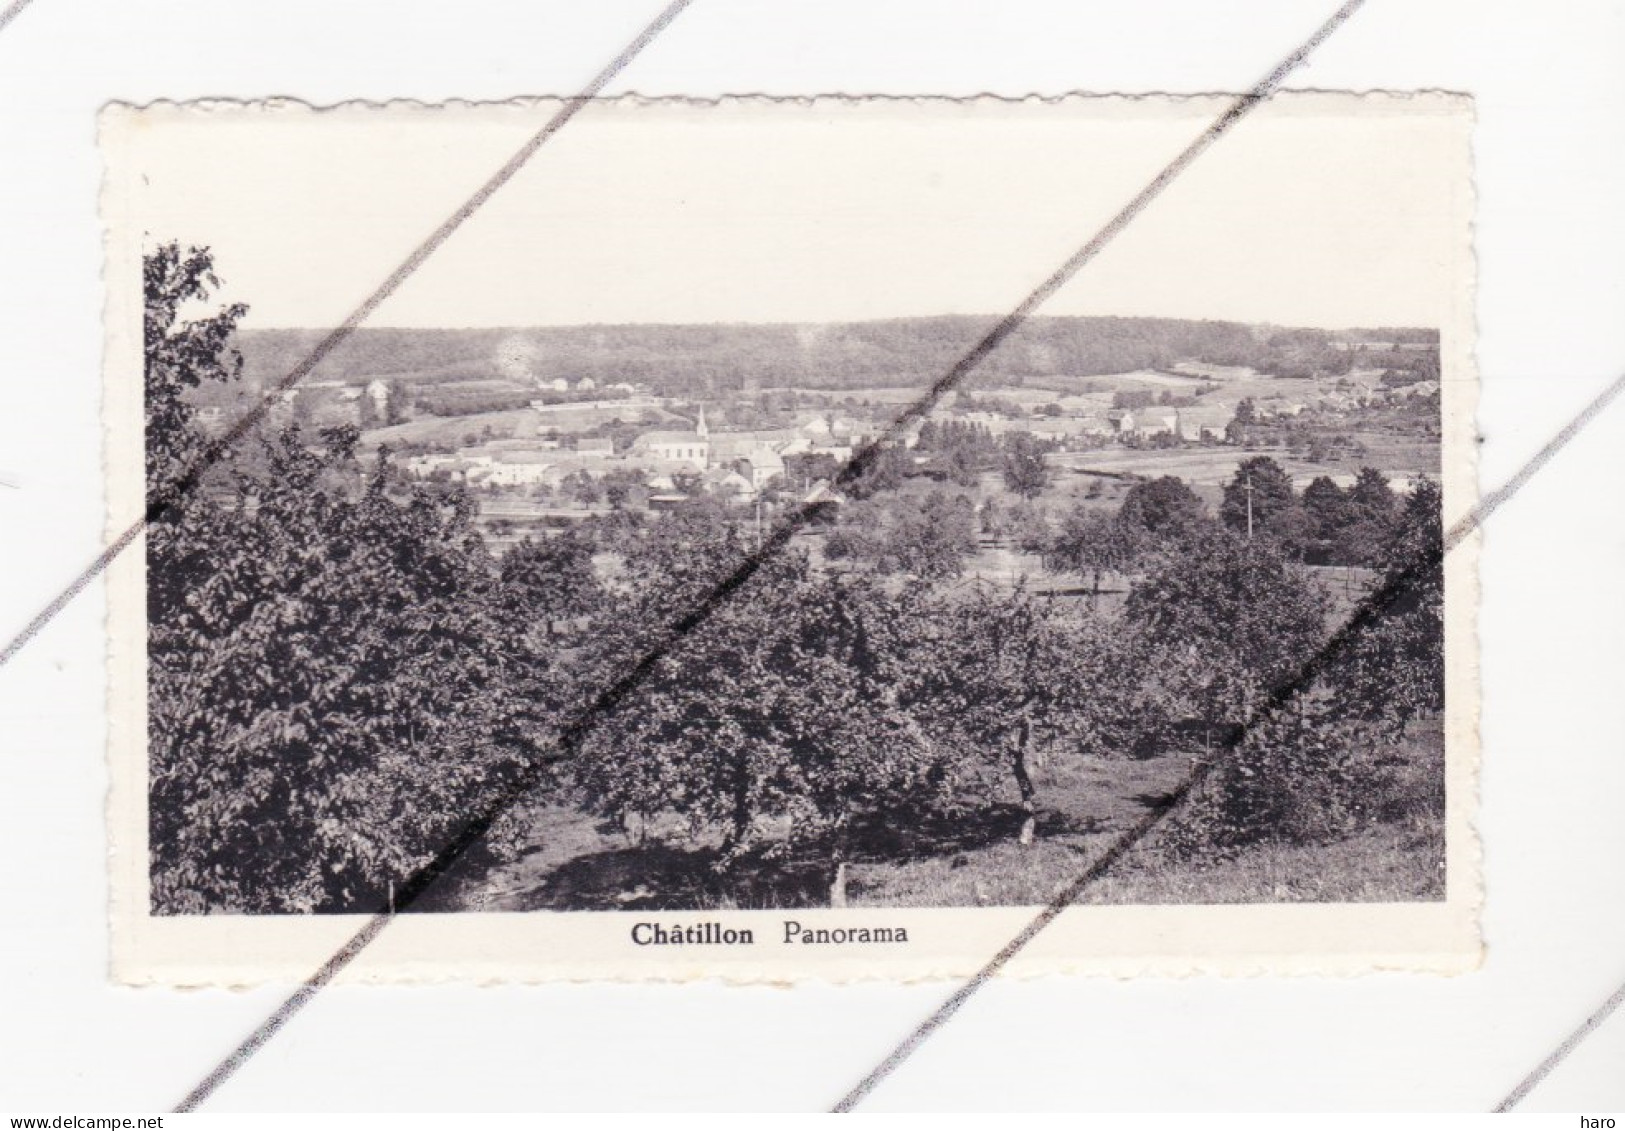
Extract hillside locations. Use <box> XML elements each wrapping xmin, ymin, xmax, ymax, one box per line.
<box><xmin>236</xmin><ymin>316</ymin><xmax>1438</xmax><ymax>399</ymax></box>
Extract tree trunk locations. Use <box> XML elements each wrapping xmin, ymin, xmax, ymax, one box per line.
<box><xmin>1012</xmin><ymin>715</ymin><xmax>1037</xmax><ymax>846</ymax></box>
<box><xmin>828</xmin><ymin>813</ymin><xmax>851</xmax><ymax>908</ymax></box>
<box><xmin>721</xmin><ymin>761</ymin><xmax>751</xmax><ymax>856</ymax></box>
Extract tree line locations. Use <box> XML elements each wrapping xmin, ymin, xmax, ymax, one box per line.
<box><xmin>235</xmin><ymin>316</ymin><xmax>1439</xmax><ymax>402</ymax></box>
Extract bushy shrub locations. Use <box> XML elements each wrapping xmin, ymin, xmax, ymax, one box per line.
<box><xmin>1164</xmin><ymin>710</ymin><xmax>1396</xmax><ymax>855</ymax></box>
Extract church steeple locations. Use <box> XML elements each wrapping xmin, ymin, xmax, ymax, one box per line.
<box><xmin>696</xmin><ymin>405</ymin><xmax>709</xmax><ymax>439</ymax></box>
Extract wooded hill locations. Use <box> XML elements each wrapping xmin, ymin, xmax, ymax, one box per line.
<box><xmin>237</xmin><ymin>317</ymin><xmax>1439</xmax><ymax>399</ymax></box>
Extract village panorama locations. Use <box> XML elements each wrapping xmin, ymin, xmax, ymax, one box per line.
<box><xmin>149</xmin><ymin>245</ymin><xmax>1446</xmax><ymax>916</ymax></box>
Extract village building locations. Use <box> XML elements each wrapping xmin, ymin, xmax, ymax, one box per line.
<box><xmin>1172</xmin><ymin>406</ymin><xmax>1231</xmax><ymax>442</ymax></box>
<box><xmin>700</xmin><ymin>467</ymin><xmax>754</xmax><ymax>498</ymax></box>
<box><xmin>734</xmin><ymin>448</ymin><xmax>785</xmax><ymax>491</ymax></box>
<box><xmin>630</xmin><ymin>407</ymin><xmax>710</xmax><ymax>469</ymax></box>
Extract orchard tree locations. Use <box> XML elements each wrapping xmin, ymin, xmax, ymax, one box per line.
<box><xmin>841</xmin><ymin>441</ymin><xmax>909</xmax><ymax>499</ymax></box>
<box><xmin>144</xmin><ymin>244</ymin><xmax>555</xmax><ymax>914</ymax></box>
<box><xmin>576</xmin><ymin>561</ymin><xmax>959</xmax><ymax>905</ymax></box>
<box><xmin>1224</xmin><ymin>397</ymin><xmax>1258</xmax><ymax>444</ymax></box>
<box><xmin>1046</xmin><ymin>506</ymin><xmax>1146</xmax><ymax>599</ymax></box>
<box><xmin>1000</xmin><ymin>431</ymin><xmax>1053</xmax><ymax>500</ymax></box>
<box><xmin>1125</xmin><ymin>527</ymin><xmax>1328</xmax><ymax>738</ymax></box>
<box><xmin>384</xmin><ymin>378</ymin><xmax>411</xmax><ymax>425</ymax></box>
<box><xmin>909</xmin><ymin>586</ymin><xmax>1143</xmax><ymax>844</ymax></box>
<box><xmin>1327</xmin><ymin>476</ymin><xmax>1444</xmax><ymax>736</ymax></box>
<box><xmin>500</xmin><ymin>530</ymin><xmax>602</xmax><ymax>639</ymax></box>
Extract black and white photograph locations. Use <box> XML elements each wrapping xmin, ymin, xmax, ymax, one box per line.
<box><xmin>9</xmin><ymin>0</ymin><xmax>1625</xmax><ymax>1115</ymax></box>
<box><xmin>102</xmin><ymin>93</ymin><xmax>1478</xmax><ymax>982</ymax></box>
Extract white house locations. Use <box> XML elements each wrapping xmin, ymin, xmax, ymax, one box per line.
<box><xmin>735</xmin><ymin>449</ymin><xmax>785</xmax><ymax>491</ymax></box>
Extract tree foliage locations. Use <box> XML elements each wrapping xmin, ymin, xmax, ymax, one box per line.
<box><xmin>1000</xmin><ymin>431</ymin><xmax>1053</xmax><ymax>500</ymax></box>
<box><xmin>1117</xmin><ymin>475</ymin><xmax>1207</xmax><ymax>541</ymax></box>
<box><xmin>908</xmin><ymin>587</ymin><xmax>1145</xmax><ymax>843</ymax></box>
<box><xmin>146</xmin><ymin>246</ymin><xmax>555</xmax><ymax>913</ymax></box>
<box><xmin>1219</xmin><ymin>456</ymin><xmax>1296</xmax><ymax>537</ymax></box>
<box><xmin>577</xmin><ymin>561</ymin><xmax>960</xmax><ymax>901</ymax></box>
<box><xmin>1125</xmin><ymin>528</ymin><xmax>1328</xmax><ymax>733</ymax></box>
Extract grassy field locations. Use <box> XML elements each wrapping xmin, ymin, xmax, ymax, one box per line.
<box><xmin>1052</xmin><ymin>441</ymin><xmax>1439</xmax><ymax>491</ymax></box>
<box><xmin>420</xmin><ymin>718</ymin><xmax>1445</xmax><ymax>913</ymax></box>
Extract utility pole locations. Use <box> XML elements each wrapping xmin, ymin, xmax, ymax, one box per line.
<box><xmin>1243</xmin><ymin>469</ymin><xmax>1255</xmax><ymax>540</ymax></box>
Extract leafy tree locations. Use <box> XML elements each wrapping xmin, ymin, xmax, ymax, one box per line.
<box><xmin>783</xmin><ymin>451</ymin><xmax>842</xmax><ymax>490</ymax></box>
<box><xmin>1219</xmin><ymin>456</ymin><xmax>1296</xmax><ymax>538</ymax></box>
<box><xmin>145</xmin><ymin>245</ymin><xmax>554</xmax><ymax>914</ymax></box>
<box><xmin>1327</xmin><ymin>477</ymin><xmax>1444</xmax><ymax>736</ymax></box>
<box><xmin>143</xmin><ymin>244</ymin><xmax>247</xmax><ymax>510</ymax></box>
<box><xmin>881</xmin><ymin>490</ymin><xmax>978</xmax><ymax>579</ymax></box>
<box><xmin>600</xmin><ymin>467</ymin><xmax>648</xmax><ymax>510</ymax></box>
<box><xmin>1301</xmin><ymin>475</ymin><xmax>1350</xmax><ymax>560</ymax></box>
<box><xmin>501</xmin><ymin>530</ymin><xmax>602</xmax><ymax>638</ymax></box>
<box><xmin>563</xmin><ymin>469</ymin><xmax>604</xmax><ymax>505</ymax></box>
<box><xmin>1046</xmin><ymin>507</ymin><xmax>1146</xmax><ymax>599</ymax></box>
<box><xmin>384</xmin><ymin>378</ymin><xmax>411</xmax><ymax>425</ymax></box>
<box><xmin>1118</xmin><ymin>475</ymin><xmax>1207</xmax><ymax>540</ymax></box>
<box><xmin>841</xmin><ymin>442</ymin><xmax>909</xmax><ymax>499</ymax></box>
<box><xmin>909</xmin><ymin>587</ymin><xmax>1142</xmax><ymax>844</ymax></box>
<box><xmin>1125</xmin><ymin>527</ymin><xmax>1328</xmax><ymax>735</ymax></box>
<box><xmin>1347</xmin><ymin>466</ymin><xmax>1398</xmax><ymax>527</ymax></box>
<box><xmin>1000</xmin><ymin>432</ymin><xmax>1052</xmax><ymax>500</ymax></box>
<box><xmin>1007</xmin><ymin>500</ymin><xmax>1053</xmax><ymax>555</ymax></box>
<box><xmin>577</xmin><ymin>563</ymin><xmax>958</xmax><ymax>905</ymax></box>
<box><xmin>1166</xmin><ymin>703</ymin><xmax>1376</xmax><ymax>853</ymax></box>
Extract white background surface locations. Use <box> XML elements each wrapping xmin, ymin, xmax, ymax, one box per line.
<box><xmin>0</xmin><ymin>0</ymin><xmax>1621</xmax><ymax>1113</ymax></box>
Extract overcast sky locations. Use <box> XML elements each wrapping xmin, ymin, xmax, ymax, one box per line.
<box><xmin>105</xmin><ymin>93</ymin><xmax>1471</xmax><ymax>332</ymax></box>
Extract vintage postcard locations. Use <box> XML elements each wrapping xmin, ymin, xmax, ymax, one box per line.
<box><xmin>103</xmin><ymin>93</ymin><xmax>1479</xmax><ymax>984</ymax></box>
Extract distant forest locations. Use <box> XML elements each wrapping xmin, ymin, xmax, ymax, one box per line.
<box><xmin>238</xmin><ymin>316</ymin><xmax>1439</xmax><ymax>399</ymax></box>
